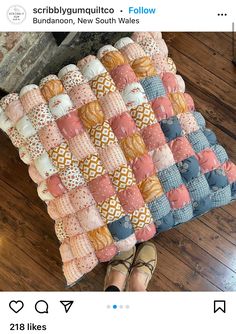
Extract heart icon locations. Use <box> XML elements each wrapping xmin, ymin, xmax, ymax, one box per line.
<box><xmin>9</xmin><ymin>300</ymin><xmax>24</xmax><ymax>313</ymax></box>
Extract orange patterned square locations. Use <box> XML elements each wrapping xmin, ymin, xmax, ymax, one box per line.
<box><xmin>90</xmin><ymin>72</ymin><xmax>116</xmax><ymax>98</ymax></box>
<box><xmin>88</xmin><ymin>120</ymin><xmax>117</xmax><ymax>149</ymax></box>
<box><xmin>120</xmin><ymin>132</ymin><xmax>147</xmax><ymax>162</ymax></box>
<box><xmin>109</xmin><ymin>164</ymin><xmax>135</xmax><ymax>192</ymax></box>
<box><xmin>138</xmin><ymin>175</ymin><xmax>164</xmax><ymax>203</ymax></box>
<box><xmin>79</xmin><ymin>154</ymin><xmax>106</xmax><ymax>182</ymax></box>
<box><xmin>130</xmin><ymin>103</ymin><xmax>156</xmax><ymax>130</ymax></box>
<box><xmin>97</xmin><ymin>194</ymin><xmax>125</xmax><ymax>224</ymax></box>
<box><xmin>88</xmin><ymin>225</ymin><xmax>113</xmax><ymax>251</ymax></box>
<box><xmin>48</xmin><ymin>142</ymin><xmax>77</xmax><ymax>170</ymax></box>
<box><xmin>168</xmin><ymin>92</ymin><xmax>188</xmax><ymax>115</ymax></box>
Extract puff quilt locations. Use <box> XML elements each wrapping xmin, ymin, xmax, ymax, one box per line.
<box><xmin>0</xmin><ymin>32</ymin><xmax>236</xmax><ymax>287</ymax></box>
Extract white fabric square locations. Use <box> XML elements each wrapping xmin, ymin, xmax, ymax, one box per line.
<box><xmin>81</xmin><ymin>59</ymin><xmax>106</xmax><ymax>81</ymax></box>
<box><xmin>0</xmin><ymin>111</ymin><xmax>13</xmax><ymax>132</ymax></box>
<box><xmin>19</xmin><ymin>146</ymin><xmax>32</xmax><ymax>165</ymax></box>
<box><xmin>121</xmin><ymin>83</ymin><xmax>148</xmax><ymax>110</ymax></box>
<box><xmin>16</xmin><ymin>115</ymin><xmax>36</xmax><ymax>139</ymax></box>
<box><xmin>35</xmin><ymin>152</ymin><xmax>58</xmax><ymax>179</ymax></box>
<box><xmin>49</xmin><ymin>94</ymin><xmax>73</xmax><ymax>120</ymax></box>
<box><xmin>37</xmin><ymin>180</ymin><xmax>55</xmax><ymax>201</ymax></box>
<box><xmin>114</xmin><ymin>37</ymin><xmax>134</xmax><ymax>50</ymax></box>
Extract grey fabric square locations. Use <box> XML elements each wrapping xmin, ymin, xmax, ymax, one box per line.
<box><xmin>158</xmin><ymin>164</ymin><xmax>183</xmax><ymax>192</ymax></box>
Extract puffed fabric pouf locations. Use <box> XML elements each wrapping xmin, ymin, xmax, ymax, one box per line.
<box><xmin>0</xmin><ymin>32</ymin><xmax>236</xmax><ymax>287</ymax></box>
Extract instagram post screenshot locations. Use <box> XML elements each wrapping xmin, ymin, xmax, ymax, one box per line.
<box><xmin>0</xmin><ymin>0</ymin><xmax>235</xmax><ymax>332</ymax></box>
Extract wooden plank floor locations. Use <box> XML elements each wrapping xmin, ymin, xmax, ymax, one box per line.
<box><xmin>0</xmin><ymin>32</ymin><xmax>236</xmax><ymax>291</ymax></box>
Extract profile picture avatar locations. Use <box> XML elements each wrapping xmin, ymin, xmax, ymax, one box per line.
<box><xmin>7</xmin><ymin>5</ymin><xmax>26</xmax><ymax>24</ymax></box>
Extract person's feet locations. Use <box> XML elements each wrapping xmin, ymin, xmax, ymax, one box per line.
<box><xmin>127</xmin><ymin>241</ymin><xmax>157</xmax><ymax>291</ymax></box>
<box><xmin>104</xmin><ymin>247</ymin><xmax>136</xmax><ymax>291</ymax></box>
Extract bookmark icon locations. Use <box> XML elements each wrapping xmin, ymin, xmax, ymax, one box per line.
<box><xmin>60</xmin><ymin>301</ymin><xmax>74</xmax><ymax>313</ymax></box>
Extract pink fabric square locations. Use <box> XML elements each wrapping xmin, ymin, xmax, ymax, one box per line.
<box><xmin>109</xmin><ymin>112</ymin><xmax>137</xmax><ymax>140</ymax></box>
<box><xmin>197</xmin><ymin>148</ymin><xmax>221</xmax><ymax>173</ymax></box>
<box><xmin>88</xmin><ymin>174</ymin><xmax>115</xmax><ymax>203</ymax></box>
<box><xmin>28</xmin><ymin>163</ymin><xmax>44</xmax><ymax>184</ymax></box>
<box><xmin>130</xmin><ymin>153</ymin><xmax>155</xmax><ymax>183</ymax></box>
<box><xmin>63</xmin><ymin>214</ymin><xmax>84</xmax><ymax>237</ymax></box>
<box><xmin>150</xmin><ymin>144</ymin><xmax>175</xmax><ymax>171</ymax></box>
<box><xmin>70</xmin><ymin>233</ymin><xmax>94</xmax><ymax>258</ymax></box>
<box><xmin>56</xmin><ymin>109</ymin><xmax>84</xmax><ymax>140</ymax></box>
<box><xmin>118</xmin><ymin>184</ymin><xmax>145</xmax><ymax>213</ymax></box>
<box><xmin>162</xmin><ymin>72</ymin><xmax>179</xmax><ymax>93</ymax></box>
<box><xmin>47</xmin><ymin>200</ymin><xmax>60</xmax><ymax>220</ymax></box>
<box><xmin>5</xmin><ymin>99</ymin><xmax>24</xmax><ymax>125</ymax></box>
<box><xmin>59</xmin><ymin>165</ymin><xmax>85</xmax><ymax>191</ymax></box>
<box><xmin>151</xmin><ymin>96</ymin><xmax>174</xmax><ymax>121</ymax></box>
<box><xmin>169</xmin><ymin>137</ymin><xmax>195</xmax><ymax>163</ymax></box>
<box><xmin>135</xmin><ymin>223</ymin><xmax>156</xmax><ymax>242</ymax></box>
<box><xmin>141</xmin><ymin>123</ymin><xmax>166</xmax><ymax>151</ymax></box>
<box><xmin>26</xmin><ymin>133</ymin><xmax>45</xmax><ymax>160</ymax></box>
<box><xmin>99</xmin><ymin>143</ymin><xmax>127</xmax><ymax>173</ymax></box>
<box><xmin>184</xmin><ymin>93</ymin><xmax>195</xmax><ymax>112</ymax></box>
<box><xmin>167</xmin><ymin>184</ymin><xmax>191</xmax><ymax>209</ymax></box>
<box><xmin>116</xmin><ymin>234</ymin><xmax>137</xmax><ymax>252</ymax></box>
<box><xmin>96</xmin><ymin>244</ymin><xmax>118</xmax><ymax>262</ymax></box>
<box><xmin>68</xmin><ymin>131</ymin><xmax>96</xmax><ymax>160</ymax></box>
<box><xmin>99</xmin><ymin>91</ymin><xmax>127</xmax><ymax>119</ymax></box>
<box><xmin>121</xmin><ymin>43</ymin><xmax>146</xmax><ymax>63</ymax></box>
<box><xmin>76</xmin><ymin>253</ymin><xmax>98</xmax><ymax>275</ymax></box>
<box><xmin>55</xmin><ymin>193</ymin><xmax>75</xmax><ymax>218</ymax></box>
<box><xmin>63</xmin><ymin>259</ymin><xmax>83</xmax><ymax>286</ymax></box>
<box><xmin>69</xmin><ymin>185</ymin><xmax>96</xmax><ymax>210</ymax></box>
<box><xmin>38</xmin><ymin>121</ymin><xmax>64</xmax><ymax>151</ymax></box>
<box><xmin>46</xmin><ymin>174</ymin><xmax>67</xmax><ymax>197</ymax></box>
<box><xmin>8</xmin><ymin>127</ymin><xmax>25</xmax><ymax>148</ymax></box>
<box><xmin>60</xmin><ymin>239</ymin><xmax>74</xmax><ymax>263</ymax></box>
<box><xmin>152</xmin><ymin>53</ymin><xmax>172</xmax><ymax>74</ymax></box>
<box><xmin>69</xmin><ymin>83</ymin><xmax>96</xmax><ymax>109</ymax></box>
<box><xmin>77</xmin><ymin>205</ymin><xmax>103</xmax><ymax>231</ymax></box>
<box><xmin>222</xmin><ymin>161</ymin><xmax>236</xmax><ymax>183</ymax></box>
<box><xmin>110</xmin><ymin>64</ymin><xmax>138</xmax><ymax>91</ymax></box>
<box><xmin>177</xmin><ymin>112</ymin><xmax>199</xmax><ymax>135</ymax></box>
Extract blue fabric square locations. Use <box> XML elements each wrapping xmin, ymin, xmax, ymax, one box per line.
<box><xmin>187</xmin><ymin>174</ymin><xmax>210</xmax><ymax>201</ymax></box>
<box><xmin>140</xmin><ymin>76</ymin><xmax>166</xmax><ymax>101</ymax></box>
<box><xmin>211</xmin><ymin>144</ymin><xmax>228</xmax><ymax>164</ymax></box>
<box><xmin>231</xmin><ymin>182</ymin><xmax>236</xmax><ymax>199</ymax></box>
<box><xmin>188</xmin><ymin>130</ymin><xmax>210</xmax><ymax>153</ymax></box>
<box><xmin>158</xmin><ymin>164</ymin><xmax>183</xmax><ymax>192</ymax></box>
<box><xmin>205</xmin><ymin>168</ymin><xmax>228</xmax><ymax>191</ymax></box>
<box><xmin>148</xmin><ymin>195</ymin><xmax>171</xmax><ymax>221</ymax></box>
<box><xmin>108</xmin><ymin>215</ymin><xmax>134</xmax><ymax>241</ymax></box>
<box><xmin>193</xmin><ymin>111</ymin><xmax>206</xmax><ymax>129</ymax></box>
<box><xmin>173</xmin><ymin>203</ymin><xmax>193</xmax><ymax>224</ymax></box>
<box><xmin>203</xmin><ymin>128</ymin><xmax>217</xmax><ymax>146</ymax></box>
<box><xmin>160</xmin><ymin>116</ymin><xmax>182</xmax><ymax>142</ymax></box>
<box><xmin>211</xmin><ymin>185</ymin><xmax>231</xmax><ymax>208</ymax></box>
<box><xmin>177</xmin><ymin>155</ymin><xmax>200</xmax><ymax>182</ymax></box>
<box><xmin>156</xmin><ymin>211</ymin><xmax>175</xmax><ymax>232</ymax></box>
<box><xmin>192</xmin><ymin>195</ymin><xmax>212</xmax><ymax>217</ymax></box>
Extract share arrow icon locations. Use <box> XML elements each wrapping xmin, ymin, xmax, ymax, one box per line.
<box><xmin>60</xmin><ymin>301</ymin><xmax>74</xmax><ymax>313</ymax></box>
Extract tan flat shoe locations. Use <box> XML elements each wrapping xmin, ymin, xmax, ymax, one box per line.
<box><xmin>127</xmin><ymin>241</ymin><xmax>157</xmax><ymax>291</ymax></box>
<box><xmin>104</xmin><ymin>247</ymin><xmax>136</xmax><ymax>291</ymax></box>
